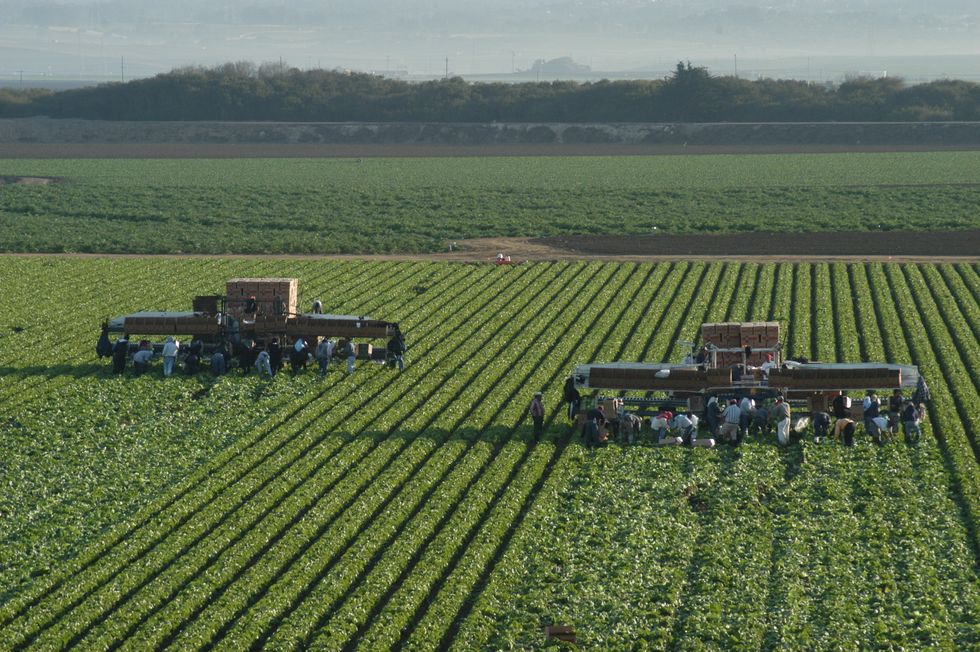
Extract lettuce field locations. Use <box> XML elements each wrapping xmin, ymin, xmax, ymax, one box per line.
<box><xmin>0</xmin><ymin>257</ymin><xmax>978</xmax><ymax>649</ymax></box>
<box><xmin>2</xmin><ymin>152</ymin><xmax>980</xmax><ymax>253</ymax></box>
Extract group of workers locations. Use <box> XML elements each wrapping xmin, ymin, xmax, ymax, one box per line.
<box><xmin>107</xmin><ymin>328</ymin><xmax>407</xmax><ymax>379</ymax></box>
<box><xmin>543</xmin><ymin>375</ymin><xmax>931</xmax><ymax>449</ymax></box>
<box><xmin>813</xmin><ymin>386</ymin><xmax>928</xmax><ymax>446</ymax></box>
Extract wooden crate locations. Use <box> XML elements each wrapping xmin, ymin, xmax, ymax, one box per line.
<box><xmin>544</xmin><ymin>625</ymin><xmax>576</xmax><ymax>644</ymax></box>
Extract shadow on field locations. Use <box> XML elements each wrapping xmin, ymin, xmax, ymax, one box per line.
<box><xmin>0</xmin><ymin>362</ymin><xmax>108</xmax><ymax>380</ymax></box>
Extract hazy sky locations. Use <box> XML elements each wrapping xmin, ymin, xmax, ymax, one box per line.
<box><xmin>1</xmin><ymin>1</ymin><xmax>978</xmax><ymax>84</ymax></box>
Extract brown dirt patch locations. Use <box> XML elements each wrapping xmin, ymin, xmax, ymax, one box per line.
<box><xmin>0</xmin><ymin>175</ymin><xmax>63</xmax><ymax>185</ymax></box>
<box><xmin>535</xmin><ymin>230</ymin><xmax>980</xmax><ymax>259</ymax></box>
<box><xmin>2</xmin><ymin>143</ymin><xmax>980</xmax><ymax>159</ymax></box>
<box><xmin>3</xmin><ymin>231</ymin><xmax>976</xmax><ymax>264</ymax></box>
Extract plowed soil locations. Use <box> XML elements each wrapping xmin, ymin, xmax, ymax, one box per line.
<box><xmin>3</xmin><ymin>143</ymin><xmax>980</xmax><ymax>158</ymax></box>
<box><xmin>535</xmin><ymin>230</ymin><xmax>980</xmax><ymax>258</ymax></box>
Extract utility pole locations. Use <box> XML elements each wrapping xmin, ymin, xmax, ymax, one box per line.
<box><xmin>17</xmin><ymin>70</ymin><xmax>23</xmax><ymax>87</ymax></box>
<box><xmin>445</xmin><ymin>56</ymin><xmax>449</xmax><ymax>80</ymax></box>
<box><xmin>511</xmin><ymin>51</ymin><xmax>515</xmax><ymax>74</ymax></box>
<box><xmin>734</xmin><ymin>54</ymin><xmax>738</xmax><ymax>78</ymax></box>
<box><xmin>120</xmin><ymin>56</ymin><xmax>124</xmax><ymax>82</ymax></box>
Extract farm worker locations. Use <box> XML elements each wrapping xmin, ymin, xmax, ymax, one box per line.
<box><xmin>162</xmin><ymin>336</ymin><xmax>179</xmax><ymax>377</ymax></box>
<box><xmin>583</xmin><ymin>418</ymin><xmax>607</xmax><ymax>449</ymax></box>
<box><xmin>673</xmin><ymin>412</ymin><xmax>699</xmax><ymax>446</ymax></box>
<box><xmin>760</xmin><ymin>354</ymin><xmax>776</xmax><ymax>379</ymax></box>
<box><xmin>244</xmin><ymin>296</ymin><xmax>257</xmax><ymax>319</ymax></box>
<box><xmin>563</xmin><ymin>376</ymin><xmax>581</xmax><ymax>421</ymax></box>
<box><xmin>868</xmin><ymin>415</ymin><xmax>889</xmax><ymax>445</ymax></box>
<box><xmin>621</xmin><ymin>412</ymin><xmax>643</xmax><ymax>444</ymax></box>
<box><xmin>132</xmin><ymin>347</ymin><xmax>154</xmax><ymax>376</ymax></box>
<box><xmin>721</xmin><ymin>399</ymin><xmax>742</xmax><ymax>444</ymax></box>
<box><xmin>528</xmin><ymin>392</ymin><xmax>545</xmax><ymax>441</ymax></box>
<box><xmin>834</xmin><ymin>417</ymin><xmax>857</xmax><ymax>447</ymax></box>
<box><xmin>888</xmin><ymin>389</ymin><xmax>904</xmax><ymax>434</ymax></box>
<box><xmin>274</xmin><ymin>296</ymin><xmax>286</xmax><ymax>316</ymax></box>
<box><xmin>586</xmin><ymin>405</ymin><xmax>607</xmax><ymax>428</ymax></box>
<box><xmin>704</xmin><ymin>395</ymin><xmax>722</xmax><ymax>437</ymax></box>
<box><xmin>812</xmin><ymin>411</ymin><xmax>831</xmax><ymax>443</ymax></box>
<box><xmin>774</xmin><ymin>396</ymin><xmax>792</xmax><ymax>446</ymax></box>
<box><xmin>340</xmin><ymin>339</ymin><xmax>356</xmax><ymax>374</ymax></box>
<box><xmin>316</xmin><ymin>338</ymin><xmax>334</xmax><ymax>376</ymax></box>
<box><xmin>291</xmin><ymin>338</ymin><xmax>308</xmax><ymax>376</ymax></box>
<box><xmin>312</xmin><ymin>299</ymin><xmax>323</xmax><ymax>314</ymax></box>
<box><xmin>96</xmin><ymin>323</ymin><xmax>113</xmax><ymax>358</ymax></box>
<box><xmin>111</xmin><ymin>337</ymin><xmax>129</xmax><ymax>374</ymax></box>
<box><xmin>268</xmin><ymin>340</ymin><xmax>283</xmax><ymax>375</ymax></box>
<box><xmin>651</xmin><ymin>408</ymin><xmax>674</xmax><ymax>444</ymax></box>
<box><xmin>739</xmin><ymin>395</ymin><xmax>755</xmax><ymax>438</ymax></box>
<box><xmin>211</xmin><ymin>350</ymin><xmax>226</xmax><ymax>375</ymax></box>
<box><xmin>387</xmin><ymin>328</ymin><xmax>407</xmax><ymax>371</ymax></box>
<box><xmin>863</xmin><ymin>391</ymin><xmax>881</xmax><ymax>435</ymax></box>
<box><xmin>255</xmin><ymin>350</ymin><xmax>273</xmax><ymax>378</ymax></box>
<box><xmin>832</xmin><ymin>392</ymin><xmax>850</xmax><ymax>420</ymax></box>
<box><xmin>750</xmin><ymin>405</ymin><xmax>770</xmax><ymax>436</ymax></box>
<box><xmin>913</xmin><ymin>376</ymin><xmax>931</xmax><ymax>406</ymax></box>
<box><xmin>695</xmin><ymin>346</ymin><xmax>709</xmax><ymax>366</ymax></box>
<box><xmin>902</xmin><ymin>401</ymin><xmax>922</xmax><ymax>444</ymax></box>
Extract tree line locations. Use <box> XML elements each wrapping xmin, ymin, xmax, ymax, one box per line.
<box><xmin>2</xmin><ymin>61</ymin><xmax>979</xmax><ymax>123</ymax></box>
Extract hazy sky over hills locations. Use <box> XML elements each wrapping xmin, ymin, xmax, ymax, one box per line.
<box><xmin>1</xmin><ymin>1</ymin><xmax>978</xmax><ymax>84</ymax></box>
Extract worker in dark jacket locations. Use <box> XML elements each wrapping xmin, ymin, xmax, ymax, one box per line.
<box><xmin>528</xmin><ymin>392</ymin><xmax>545</xmax><ymax>441</ymax></box>
<box><xmin>111</xmin><ymin>337</ymin><xmax>129</xmax><ymax>374</ymax></box>
<box><xmin>812</xmin><ymin>411</ymin><xmax>831</xmax><ymax>443</ymax></box>
<box><xmin>583</xmin><ymin>417</ymin><xmax>608</xmax><ymax>449</ymax></box>
<box><xmin>832</xmin><ymin>392</ymin><xmax>850</xmax><ymax>420</ymax></box>
<box><xmin>902</xmin><ymin>402</ymin><xmax>922</xmax><ymax>444</ymax></box>
<box><xmin>387</xmin><ymin>329</ymin><xmax>406</xmax><ymax>371</ymax></box>
<box><xmin>268</xmin><ymin>340</ymin><xmax>283</xmax><ymax>375</ymax></box>
<box><xmin>563</xmin><ymin>376</ymin><xmax>581</xmax><ymax>421</ymax></box>
<box><xmin>704</xmin><ymin>395</ymin><xmax>723</xmax><ymax>437</ymax></box>
<box><xmin>888</xmin><ymin>389</ymin><xmax>904</xmax><ymax>434</ymax></box>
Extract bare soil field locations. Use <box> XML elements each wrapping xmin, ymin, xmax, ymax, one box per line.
<box><xmin>3</xmin><ymin>142</ymin><xmax>980</xmax><ymax>158</ymax></box>
<box><xmin>535</xmin><ymin>230</ymin><xmax>980</xmax><ymax>259</ymax></box>
<box><xmin>7</xmin><ymin>232</ymin><xmax>976</xmax><ymax>263</ymax></box>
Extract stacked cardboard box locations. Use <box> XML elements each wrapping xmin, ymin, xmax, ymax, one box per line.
<box><xmin>226</xmin><ymin>278</ymin><xmax>298</xmax><ymax>318</ymax></box>
<box><xmin>701</xmin><ymin>321</ymin><xmax>779</xmax><ymax>367</ymax></box>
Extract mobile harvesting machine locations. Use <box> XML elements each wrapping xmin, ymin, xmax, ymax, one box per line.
<box><xmin>98</xmin><ymin>278</ymin><xmax>400</xmax><ymax>362</ymax></box>
<box><xmin>573</xmin><ymin>321</ymin><xmax>922</xmax><ymax>422</ymax></box>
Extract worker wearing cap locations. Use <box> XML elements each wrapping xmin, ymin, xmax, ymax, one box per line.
<box><xmin>760</xmin><ymin>353</ymin><xmax>776</xmax><ymax>379</ymax></box>
<box><xmin>162</xmin><ymin>336</ymin><xmax>179</xmax><ymax>377</ymax></box>
<box><xmin>528</xmin><ymin>392</ymin><xmax>545</xmax><ymax>441</ymax></box>
<box><xmin>312</xmin><ymin>299</ymin><xmax>323</xmax><ymax>314</ymax></box>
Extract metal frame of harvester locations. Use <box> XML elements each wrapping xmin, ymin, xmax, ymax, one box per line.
<box><xmin>101</xmin><ymin>277</ymin><xmax>399</xmax><ymax>361</ymax></box>
<box><xmin>573</xmin><ymin>321</ymin><xmax>920</xmax><ymax>419</ymax></box>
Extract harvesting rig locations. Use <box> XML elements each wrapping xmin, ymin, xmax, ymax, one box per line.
<box><xmin>573</xmin><ymin>321</ymin><xmax>921</xmax><ymax>419</ymax></box>
<box><xmin>100</xmin><ymin>278</ymin><xmax>399</xmax><ymax>359</ymax></box>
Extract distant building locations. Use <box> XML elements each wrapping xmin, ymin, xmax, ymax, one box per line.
<box><xmin>528</xmin><ymin>57</ymin><xmax>591</xmax><ymax>76</ymax></box>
